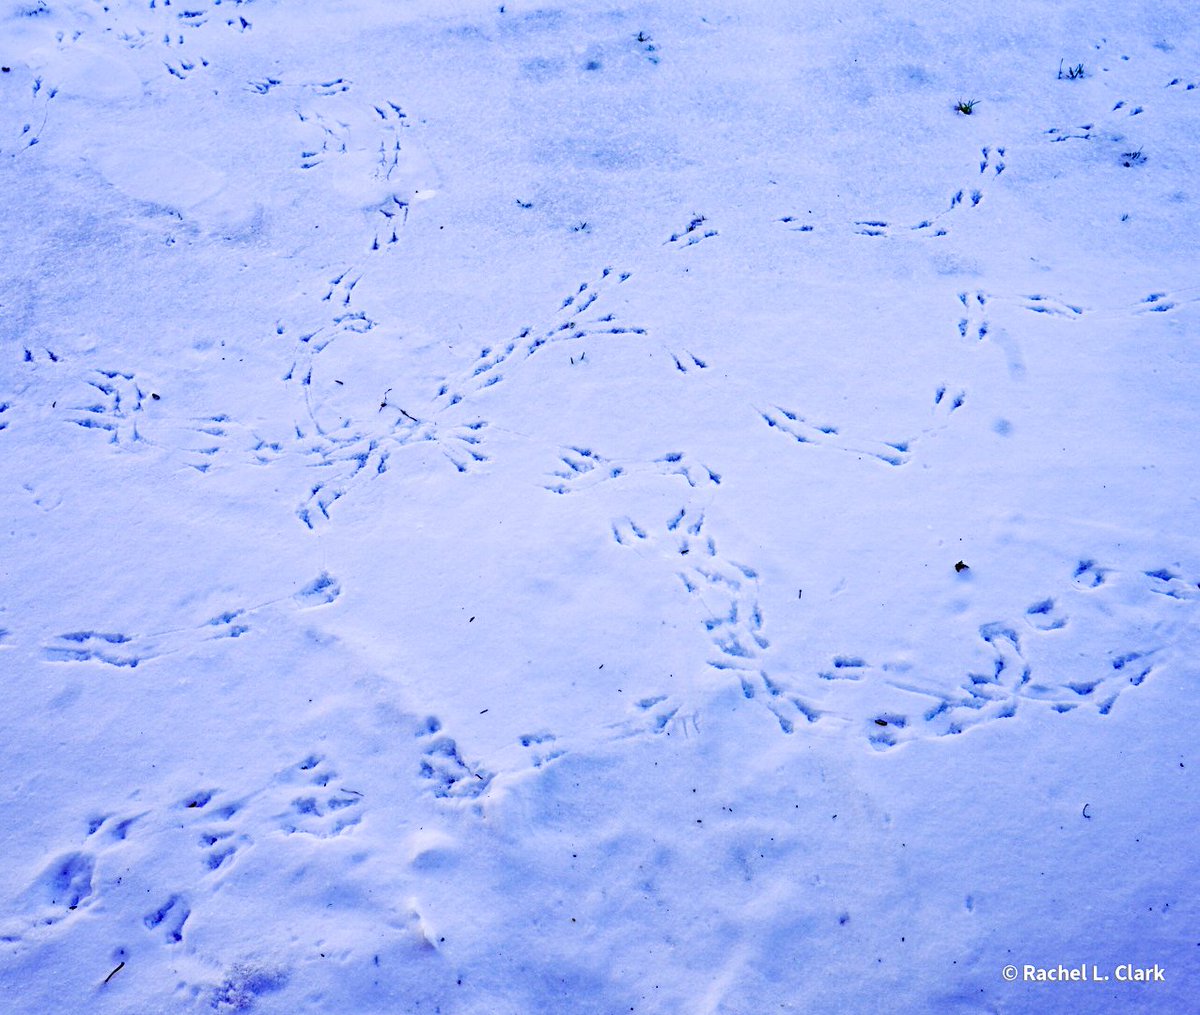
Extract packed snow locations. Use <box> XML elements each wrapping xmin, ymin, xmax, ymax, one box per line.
<box><xmin>1</xmin><ymin>1</ymin><xmax>1198</xmax><ymax>1011</ymax></box>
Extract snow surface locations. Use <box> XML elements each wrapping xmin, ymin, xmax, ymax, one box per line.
<box><xmin>1</xmin><ymin>1</ymin><xmax>1199</xmax><ymax>1012</ymax></box>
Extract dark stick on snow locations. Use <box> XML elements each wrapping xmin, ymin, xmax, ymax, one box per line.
<box><xmin>103</xmin><ymin>961</ymin><xmax>125</xmax><ymax>985</ymax></box>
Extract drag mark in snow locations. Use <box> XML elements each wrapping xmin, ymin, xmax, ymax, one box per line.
<box><xmin>1018</xmin><ymin>294</ymin><xmax>1084</xmax><ymax>318</ymax></box>
<box><xmin>66</xmin><ymin>381</ymin><xmax>259</xmax><ymax>472</ymax></box>
<box><xmin>0</xmin><ymin>70</ymin><xmax>55</xmax><ymax>158</ymax></box>
<box><xmin>63</xmin><ymin>368</ymin><xmax>146</xmax><ymax>446</ymax></box>
<box><xmin>932</xmin><ymin>385</ymin><xmax>966</xmax><ymax>419</ymax></box>
<box><xmin>433</xmin><ymin>265</ymin><xmax>639</xmax><ymax>412</ymax></box>
<box><xmin>295</xmin><ymin>90</ymin><xmax>413</xmax><ymax>187</ymax></box>
<box><xmin>958</xmin><ymin>287</ymin><xmax>1198</xmax><ymax>341</ymax></box>
<box><xmin>172</xmin><ymin>413</ymin><xmax>261</xmax><ymax>474</ymax></box>
<box><xmin>372</xmin><ymin>195</ymin><xmax>409</xmax><ymax>251</ymax></box>
<box><xmin>290</xmin><ymin>95</ymin><xmax>427</xmax><ymax>254</ymax></box>
<box><xmin>856</xmin><ymin>559</ymin><xmax>1199</xmax><ymax>749</ymax></box>
<box><xmin>872</xmin><ymin>622</ymin><xmax>1063</xmax><ymax>748</ymax></box>
<box><xmin>40</xmin><ymin>575</ymin><xmax>340</xmax><ymax>666</ymax></box>
<box><xmin>73</xmin><ymin>0</ymin><xmax>262</xmax><ymax>84</ymax></box>
<box><xmin>544</xmin><ymin>445</ymin><xmax>623</xmax><ymax>495</ymax></box>
<box><xmin>656</xmin><ymin>452</ymin><xmax>722</xmax><ymax>487</ymax></box>
<box><xmin>58</xmin><ymin>367</ymin><xmax>288</xmax><ymax>473</ymax></box>
<box><xmin>320</xmin><ymin>268</ymin><xmax>366</xmax><ymax>311</ymax></box>
<box><xmin>42</xmin><ymin>630</ymin><xmax>149</xmax><ymax>667</ymax></box>
<box><xmin>280</xmin><ymin>261</ymin><xmax>641</xmax><ymax>526</ymax></box>
<box><xmin>665</xmin><ymin>214</ymin><xmax>717</xmax><ymax>250</ymax></box>
<box><xmin>781</xmin><ymin>144</ymin><xmax>1003</xmax><ymax>239</ymax></box>
<box><xmin>907</xmin><ymin>186</ymin><xmax>985</xmax><ymax>238</ymax></box>
<box><xmin>88</xmin><ymin>6</ymin><xmax>212</xmax><ymax>80</ymax></box>
<box><xmin>854</xmin><ymin>219</ymin><xmax>890</xmax><ymax>237</ymax></box>
<box><xmin>363</xmin><ymin>101</ymin><xmax>416</xmax><ymax>252</ymax></box>
<box><xmin>1137</xmin><ymin>293</ymin><xmax>1177</xmax><ymax>314</ymax></box>
<box><xmin>610</xmin><ymin>504</ymin><xmax>812</xmax><ymax>737</ymax></box>
<box><xmin>544</xmin><ymin>447</ymin><xmax>718</xmax><ymax>496</ymax></box>
<box><xmin>41</xmin><ymin>609</ymin><xmax>249</xmax><ymax>667</ymax></box>
<box><xmin>293</xmin><ymin>572</ymin><xmax>342</xmax><ymax>607</ymax></box>
<box><xmin>628</xmin><ymin>694</ymin><xmax>698</xmax><ymax>738</ymax></box>
<box><xmin>162</xmin><ymin>55</ymin><xmax>209</xmax><ymax>82</ymax></box>
<box><xmin>1129</xmin><ymin>290</ymin><xmax>1200</xmax><ymax>317</ymax></box>
<box><xmin>292</xmin><ymin>416</ymin><xmax>489</xmax><ymax>527</ymax></box>
<box><xmin>667</xmin><ymin>348</ymin><xmax>709</xmax><ymax>374</ymax></box>
<box><xmin>1041</xmin><ymin>74</ymin><xmax>1187</xmax><ymax>167</ymax></box>
<box><xmin>1141</xmin><ymin>566</ymin><xmax>1200</xmax><ymax>601</ymax></box>
<box><xmin>759</xmin><ymin>405</ymin><xmax>911</xmax><ymax>467</ymax></box>
<box><xmin>1045</xmin><ymin>123</ymin><xmax>1096</xmax><ymax>143</ymax></box>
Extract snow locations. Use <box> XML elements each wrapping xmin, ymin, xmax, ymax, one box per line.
<box><xmin>1</xmin><ymin>0</ymin><xmax>1198</xmax><ymax>1011</ymax></box>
